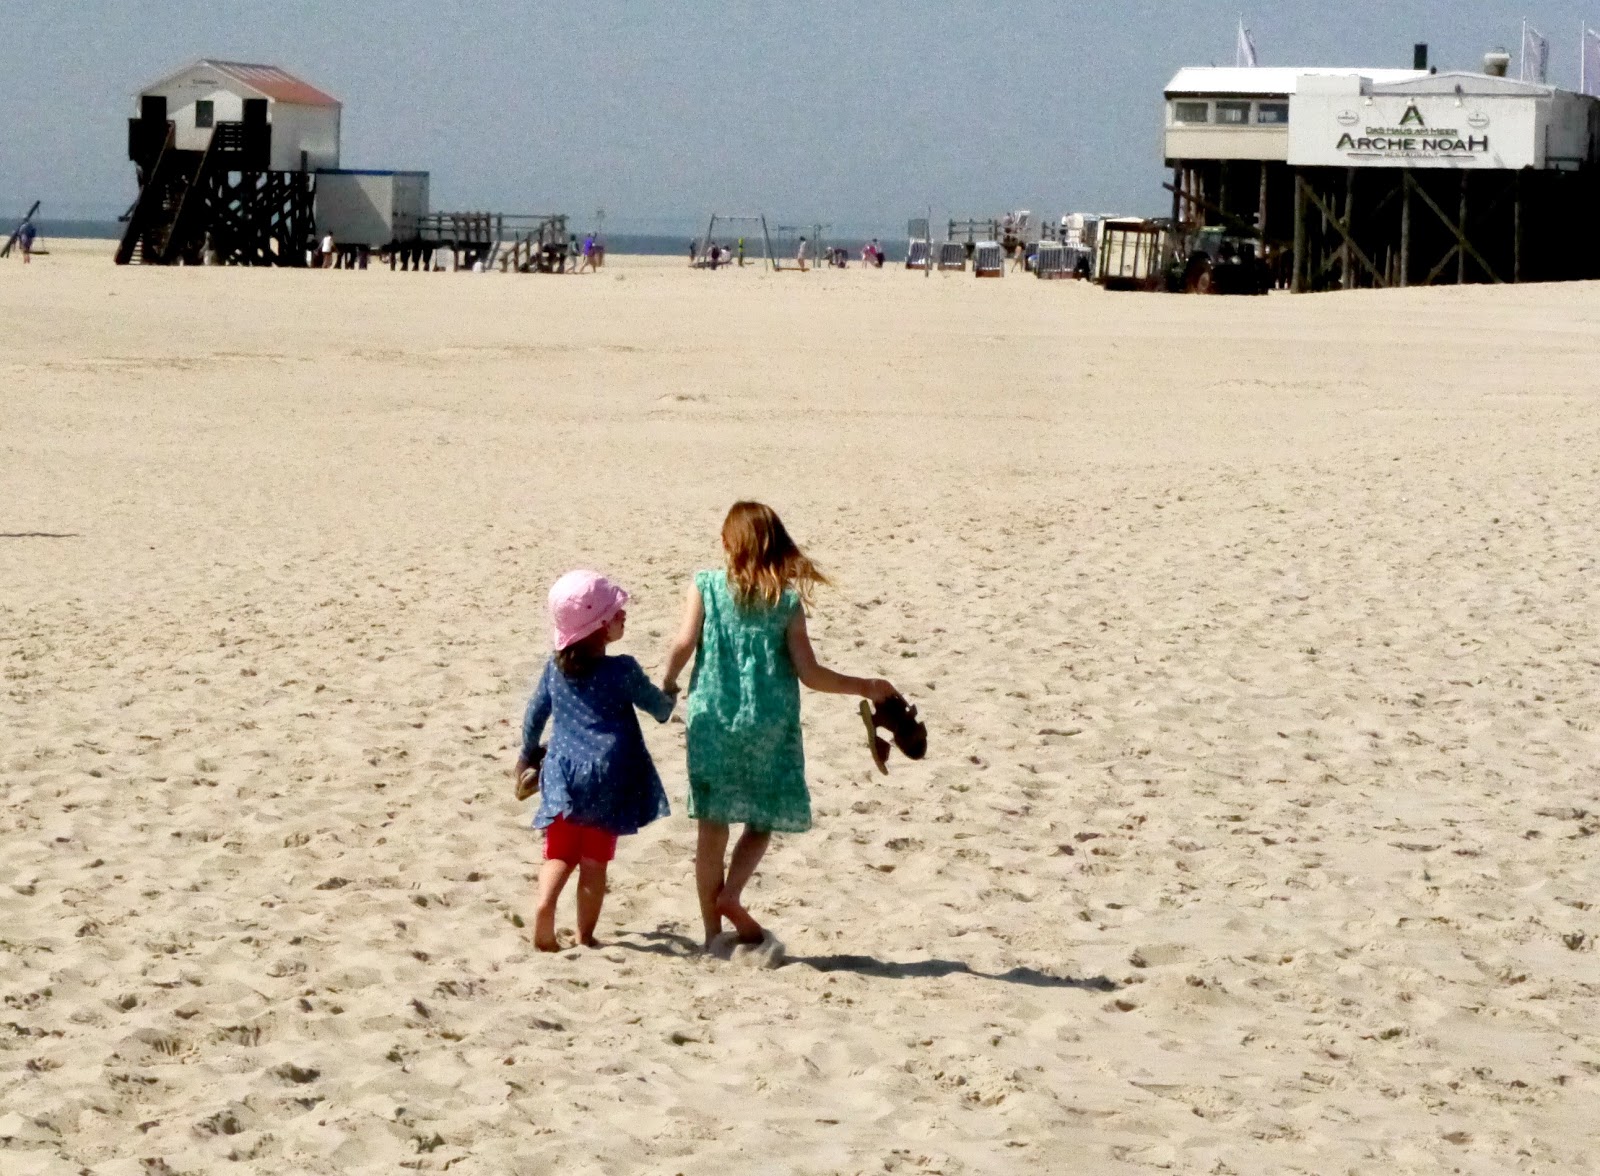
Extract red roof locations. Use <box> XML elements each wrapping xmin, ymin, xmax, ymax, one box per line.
<box><xmin>204</xmin><ymin>60</ymin><xmax>340</xmax><ymax>107</ymax></box>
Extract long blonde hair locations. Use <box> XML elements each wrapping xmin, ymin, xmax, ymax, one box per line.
<box><xmin>721</xmin><ymin>501</ymin><xmax>828</xmax><ymax>609</ymax></box>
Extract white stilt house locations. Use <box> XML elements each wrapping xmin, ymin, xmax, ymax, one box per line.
<box><xmin>120</xmin><ymin>59</ymin><xmax>342</xmax><ymax>265</ymax></box>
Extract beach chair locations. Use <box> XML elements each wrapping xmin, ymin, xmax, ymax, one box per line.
<box><xmin>1034</xmin><ymin>241</ymin><xmax>1069</xmax><ymax>279</ymax></box>
<box><xmin>973</xmin><ymin>241</ymin><xmax>1004</xmax><ymax>278</ymax></box>
<box><xmin>937</xmin><ymin>242</ymin><xmax>967</xmax><ymax>271</ymax></box>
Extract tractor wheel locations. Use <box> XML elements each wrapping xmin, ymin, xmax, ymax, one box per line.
<box><xmin>1186</xmin><ymin>259</ymin><xmax>1215</xmax><ymax>294</ymax></box>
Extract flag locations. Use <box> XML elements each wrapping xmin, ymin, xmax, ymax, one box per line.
<box><xmin>1521</xmin><ymin>21</ymin><xmax>1549</xmax><ymax>83</ymax></box>
<box><xmin>1236</xmin><ymin>18</ymin><xmax>1259</xmax><ymax>68</ymax></box>
<box><xmin>1583</xmin><ymin>26</ymin><xmax>1600</xmax><ymax>95</ymax></box>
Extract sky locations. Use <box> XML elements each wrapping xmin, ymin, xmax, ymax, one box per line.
<box><xmin>3</xmin><ymin>1</ymin><xmax>1597</xmax><ymax>234</ymax></box>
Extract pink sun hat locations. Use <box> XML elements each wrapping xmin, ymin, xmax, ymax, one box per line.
<box><xmin>548</xmin><ymin>570</ymin><xmax>629</xmax><ymax>650</ymax></box>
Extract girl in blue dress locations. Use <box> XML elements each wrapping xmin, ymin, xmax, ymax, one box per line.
<box><xmin>515</xmin><ymin>570</ymin><xmax>675</xmax><ymax>951</ymax></box>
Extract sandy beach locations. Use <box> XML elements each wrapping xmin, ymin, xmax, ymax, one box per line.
<box><xmin>2</xmin><ymin>240</ymin><xmax>1598</xmax><ymax>1174</ymax></box>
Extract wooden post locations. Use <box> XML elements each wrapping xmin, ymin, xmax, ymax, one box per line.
<box><xmin>1513</xmin><ymin>171</ymin><xmax>1523</xmax><ymax>283</ymax></box>
<box><xmin>1457</xmin><ymin>172</ymin><xmax>1468</xmax><ymax>285</ymax></box>
<box><xmin>1399</xmin><ymin>172</ymin><xmax>1411</xmax><ymax>288</ymax></box>
<box><xmin>1258</xmin><ymin>162</ymin><xmax>1269</xmax><ymax>240</ymax></box>
<box><xmin>1292</xmin><ymin>171</ymin><xmax>1307</xmax><ymax>293</ymax></box>
<box><xmin>1171</xmin><ymin>166</ymin><xmax>1183</xmax><ymax>226</ymax></box>
<box><xmin>1341</xmin><ymin>168</ymin><xmax>1355</xmax><ymax>289</ymax></box>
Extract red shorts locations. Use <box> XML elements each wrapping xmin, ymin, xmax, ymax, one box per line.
<box><xmin>543</xmin><ymin>816</ymin><xmax>618</xmax><ymax>864</ymax></box>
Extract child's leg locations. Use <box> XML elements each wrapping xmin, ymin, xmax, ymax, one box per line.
<box><xmin>714</xmin><ymin>827</ymin><xmax>772</xmax><ymax>944</ymax></box>
<box><xmin>575</xmin><ymin>859</ymin><xmax>607</xmax><ymax>947</ymax></box>
<box><xmin>533</xmin><ymin>859</ymin><xmax>575</xmax><ymax>952</ymax></box>
<box><xmin>695</xmin><ymin>821</ymin><xmax>731</xmax><ymax>946</ymax></box>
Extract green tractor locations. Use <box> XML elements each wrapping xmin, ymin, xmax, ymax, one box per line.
<box><xmin>1167</xmin><ymin>226</ymin><xmax>1273</xmax><ymax>295</ymax></box>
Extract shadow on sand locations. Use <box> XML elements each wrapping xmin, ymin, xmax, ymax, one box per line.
<box><xmin>611</xmin><ymin>931</ymin><xmax>1116</xmax><ymax>991</ymax></box>
<box><xmin>785</xmin><ymin>954</ymin><xmax>1117</xmax><ymax>990</ymax></box>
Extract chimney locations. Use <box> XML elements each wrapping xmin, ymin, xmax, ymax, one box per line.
<box><xmin>1484</xmin><ymin>48</ymin><xmax>1511</xmax><ymax>77</ymax></box>
<box><xmin>1414</xmin><ymin>43</ymin><xmax>1429</xmax><ymax>71</ymax></box>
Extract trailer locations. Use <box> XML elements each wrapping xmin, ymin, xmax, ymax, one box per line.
<box><xmin>1096</xmin><ymin>219</ymin><xmax>1165</xmax><ymax>290</ymax></box>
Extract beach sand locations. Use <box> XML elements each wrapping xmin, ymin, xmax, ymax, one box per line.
<box><xmin>2</xmin><ymin>240</ymin><xmax>1597</xmax><ymax>1174</ymax></box>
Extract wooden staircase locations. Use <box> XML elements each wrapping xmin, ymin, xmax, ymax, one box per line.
<box><xmin>115</xmin><ymin>126</ymin><xmax>214</xmax><ymax>266</ymax></box>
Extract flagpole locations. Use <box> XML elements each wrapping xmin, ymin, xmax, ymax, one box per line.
<box><xmin>1520</xmin><ymin>18</ymin><xmax>1527</xmax><ymax>81</ymax></box>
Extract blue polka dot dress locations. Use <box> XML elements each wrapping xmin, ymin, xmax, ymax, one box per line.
<box><xmin>519</xmin><ymin>655</ymin><xmax>675</xmax><ymax>835</ymax></box>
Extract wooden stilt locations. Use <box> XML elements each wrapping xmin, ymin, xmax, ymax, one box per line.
<box><xmin>1342</xmin><ymin>168</ymin><xmax>1355</xmax><ymax>289</ymax></box>
<box><xmin>1258</xmin><ymin>163</ymin><xmax>1269</xmax><ymax>239</ymax></box>
<box><xmin>1292</xmin><ymin>171</ymin><xmax>1306</xmax><ymax>293</ymax></box>
<box><xmin>1513</xmin><ymin>171</ymin><xmax>1523</xmax><ymax>283</ymax></box>
<box><xmin>1399</xmin><ymin>173</ymin><xmax>1411</xmax><ymax>288</ymax></box>
<box><xmin>1457</xmin><ymin>172</ymin><xmax>1468</xmax><ymax>285</ymax></box>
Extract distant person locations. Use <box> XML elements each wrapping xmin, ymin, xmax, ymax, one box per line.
<box><xmin>689</xmin><ymin>239</ymin><xmax>698</xmax><ymax>266</ymax></box>
<box><xmin>319</xmin><ymin>232</ymin><xmax>335</xmax><ymax>269</ymax></box>
<box><xmin>796</xmin><ymin>236</ymin><xmax>808</xmax><ymax>272</ymax></box>
<box><xmin>659</xmin><ymin>501</ymin><xmax>899</xmax><ymax>948</ymax></box>
<box><xmin>870</xmin><ymin>238</ymin><xmax>884</xmax><ymax>268</ymax></box>
<box><xmin>580</xmin><ymin>233</ymin><xmax>596</xmax><ymax>272</ymax></box>
<box><xmin>514</xmin><ymin>570</ymin><xmax>676</xmax><ymax>951</ymax></box>
<box><xmin>737</xmin><ymin>237</ymin><xmax>745</xmax><ymax>266</ymax></box>
<box><xmin>16</xmin><ymin>218</ymin><xmax>37</xmax><ymax>264</ymax></box>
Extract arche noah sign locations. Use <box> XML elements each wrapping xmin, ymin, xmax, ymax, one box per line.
<box><xmin>1289</xmin><ymin>91</ymin><xmax>1535</xmax><ymax>169</ymax></box>
<box><xmin>1334</xmin><ymin>103</ymin><xmax>1489</xmax><ymax>161</ymax></box>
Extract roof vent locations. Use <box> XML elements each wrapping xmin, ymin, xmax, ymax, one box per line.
<box><xmin>1484</xmin><ymin>49</ymin><xmax>1511</xmax><ymax>77</ymax></box>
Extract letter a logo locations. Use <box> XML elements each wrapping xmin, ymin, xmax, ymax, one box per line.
<box><xmin>1399</xmin><ymin>104</ymin><xmax>1425</xmax><ymax>128</ymax></box>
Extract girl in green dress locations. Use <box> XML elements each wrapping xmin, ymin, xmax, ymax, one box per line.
<box><xmin>662</xmin><ymin>502</ymin><xmax>897</xmax><ymax>947</ymax></box>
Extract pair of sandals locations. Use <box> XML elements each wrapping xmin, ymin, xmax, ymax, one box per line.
<box><xmin>858</xmin><ymin>694</ymin><xmax>928</xmax><ymax>775</ymax></box>
<box><xmin>514</xmin><ymin>746</ymin><xmax>546</xmax><ymax>802</ymax></box>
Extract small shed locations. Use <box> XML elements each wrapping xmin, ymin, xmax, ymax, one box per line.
<box><xmin>314</xmin><ymin>170</ymin><xmax>430</xmax><ymax>248</ymax></box>
<box><xmin>135</xmin><ymin>59</ymin><xmax>340</xmax><ymax>172</ymax></box>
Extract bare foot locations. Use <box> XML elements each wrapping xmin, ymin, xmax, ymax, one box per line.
<box><xmin>579</xmin><ymin>933</ymin><xmax>599</xmax><ymax>948</ymax></box>
<box><xmin>533</xmin><ymin>911</ymin><xmax>560</xmax><ymax>952</ymax></box>
<box><xmin>714</xmin><ymin>892</ymin><xmax>764</xmax><ymax>944</ymax></box>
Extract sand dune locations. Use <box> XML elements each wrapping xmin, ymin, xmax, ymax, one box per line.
<box><xmin>2</xmin><ymin>240</ymin><xmax>1597</xmax><ymax>1173</ymax></box>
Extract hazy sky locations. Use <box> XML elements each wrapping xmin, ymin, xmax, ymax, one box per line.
<box><xmin>3</xmin><ymin>2</ymin><xmax>1595</xmax><ymax>233</ymax></box>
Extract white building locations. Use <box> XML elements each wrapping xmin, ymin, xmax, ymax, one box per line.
<box><xmin>1164</xmin><ymin>65</ymin><xmax>1598</xmax><ymax>172</ymax></box>
<box><xmin>1160</xmin><ymin>62</ymin><xmax>1600</xmax><ymax>288</ymax></box>
<box><xmin>136</xmin><ymin>59</ymin><xmax>340</xmax><ymax>171</ymax></box>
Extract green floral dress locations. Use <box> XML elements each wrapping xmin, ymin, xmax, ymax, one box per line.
<box><xmin>685</xmin><ymin>570</ymin><xmax>811</xmax><ymax>833</ymax></box>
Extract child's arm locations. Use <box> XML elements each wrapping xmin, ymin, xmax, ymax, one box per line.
<box><xmin>660</xmin><ymin>580</ymin><xmax>704</xmax><ymax>696</ymax></box>
<box><xmin>623</xmin><ymin>658</ymin><xmax>676</xmax><ymax>724</ymax></box>
<box><xmin>512</xmin><ymin>664</ymin><xmax>553</xmax><ymax>779</ymax></box>
<box><xmin>785</xmin><ymin>610</ymin><xmax>897</xmax><ymax>703</ymax></box>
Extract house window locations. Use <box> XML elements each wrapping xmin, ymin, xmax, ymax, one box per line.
<box><xmin>195</xmin><ymin>100</ymin><xmax>214</xmax><ymax>129</ymax></box>
<box><xmin>1216</xmin><ymin>100</ymin><xmax>1251</xmax><ymax>125</ymax></box>
<box><xmin>1173</xmin><ymin>101</ymin><xmax>1210</xmax><ymax>124</ymax></box>
<box><xmin>1256</xmin><ymin>101</ymin><xmax>1289</xmax><ymax>124</ymax></box>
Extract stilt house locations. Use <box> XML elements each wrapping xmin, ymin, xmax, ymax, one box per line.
<box><xmin>1164</xmin><ymin>56</ymin><xmax>1600</xmax><ymax>288</ymax></box>
<box><xmin>118</xmin><ymin>59</ymin><xmax>342</xmax><ymax>265</ymax></box>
